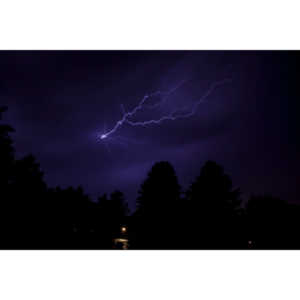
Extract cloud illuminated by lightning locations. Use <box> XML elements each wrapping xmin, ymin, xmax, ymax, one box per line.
<box><xmin>98</xmin><ymin>78</ymin><xmax>231</xmax><ymax>141</ymax></box>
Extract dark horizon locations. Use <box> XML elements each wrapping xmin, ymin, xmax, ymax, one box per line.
<box><xmin>1</xmin><ymin>51</ymin><xmax>300</xmax><ymax>210</ymax></box>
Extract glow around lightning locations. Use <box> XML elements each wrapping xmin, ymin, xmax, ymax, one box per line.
<box><xmin>99</xmin><ymin>78</ymin><xmax>231</xmax><ymax>140</ymax></box>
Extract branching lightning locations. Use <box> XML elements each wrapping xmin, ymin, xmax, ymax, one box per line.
<box><xmin>98</xmin><ymin>78</ymin><xmax>231</xmax><ymax>141</ymax></box>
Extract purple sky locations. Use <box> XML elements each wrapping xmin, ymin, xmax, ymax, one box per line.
<box><xmin>1</xmin><ymin>51</ymin><xmax>299</xmax><ymax>210</ymax></box>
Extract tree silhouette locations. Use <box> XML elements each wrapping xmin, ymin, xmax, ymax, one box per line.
<box><xmin>13</xmin><ymin>155</ymin><xmax>47</xmax><ymax>225</ymax></box>
<box><xmin>0</xmin><ymin>106</ymin><xmax>15</xmax><ymax>198</ymax></box>
<box><xmin>99</xmin><ymin>190</ymin><xmax>129</xmax><ymax>218</ymax></box>
<box><xmin>132</xmin><ymin>161</ymin><xmax>181</xmax><ymax>249</ymax></box>
<box><xmin>184</xmin><ymin>160</ymin><xmax>243</xmax><ymax>248</ymax></box>
<box><xmin>136</xmin><ymin>161</ymin><xmax>181</xmax><ymax>216</ymax></box>
<box><xmin>186</xmin><ymin>161</ymin><xmax>241</xmax><ymax>217</ymax></box>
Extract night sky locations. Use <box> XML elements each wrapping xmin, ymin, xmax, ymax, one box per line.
<box><xmin>1</xmin><ymin>51</ymin><xmax>299</xmax><ymax>210</ymax></box>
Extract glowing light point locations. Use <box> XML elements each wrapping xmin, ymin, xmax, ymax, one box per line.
<box><xmin>100</xmin><ymin>134</ymin><xmax>107</xmax><ymax>140</ymax></box>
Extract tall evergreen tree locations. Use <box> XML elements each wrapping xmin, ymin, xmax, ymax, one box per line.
<box><xmin>186</xmin><ymin>160</ymin><xmax>241</xmax><ymax>219</ymax></box>
<box><xmin>136</xmin><ymin>161</ymin><xmax>181</xmax><ymax>217</ymax></box>
<box><xmin>132</xmin><ymin>161</ymin><xmax>181</xmax><ymax>249</ymax></box>
<box><xmin>0</xmin><ymin>106</ymin><xmax>15</xmax><ymax>195</ymax></box>
<box><xmin>184</xmin><ymin>161</ymin><xmax>243</xmax><ymax>248</ymax></box>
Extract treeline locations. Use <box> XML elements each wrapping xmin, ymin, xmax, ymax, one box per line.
<box><xmin>1</xmin><ymin>106</ymin><xmax>300</xmax><ymax>249</ymax></box>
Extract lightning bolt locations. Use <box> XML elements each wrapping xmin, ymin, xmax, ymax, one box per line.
<box><xmin>98</xmin><ymin>78</ymin><xmax>231</xmax><ymax>141</ymax></box>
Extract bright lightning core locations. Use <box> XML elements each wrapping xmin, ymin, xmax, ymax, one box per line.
<box><xmin>98</xmin><ymin>78</ymin><xmax>231</xmax><ymax>142</ymax></box>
